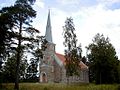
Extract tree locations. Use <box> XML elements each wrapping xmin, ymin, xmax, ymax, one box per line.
<box><xmin>87</xmin><ymin>33</ymin><xmax>119</xmax><ymax>84</ymax></box>
<box><xmin>117</xmin><ymin>60</ymin><xmax>120</xmax><ymax>83</ymax></box>
<box><xmin>63</xmin><ymin>17</ymin><xmax>81</xmax><ymax>84</ymax></box>
<box><xmin>0</xmin><ymin>59</ymin><xmax>3</xmax><ymax>70</ymax></box>
<box><xmin>25</xmin><ymin>35</ymin><xmax>47</xmax><ymax>82</ymax></box>
<box><xmin>0</xmin><ymin>7</ymin><xmax>15</xmax><ymax>71</ymax></box>
<box><xmin>0</xmin><ymin>0</ymin><xmax>37</xmax><ymax>89</ymax></box>
<box><xmin>82</xmin><ymin>56</ymin><xmax>87</xmax><ymax>64</ymax></box>
<box><xmin>2</xmin><ymin>52</ymin><xmax>28</xmax><ymax>83</ymax></box>
<box><xmin>26</xmin><ymin>58</ymin><xmax>38</xmax><ymax>81</ymax></box>
<box><xmin>0</xmin><ymin>3</ymin><xmax>18</xmax><ymax>88</ymax></box>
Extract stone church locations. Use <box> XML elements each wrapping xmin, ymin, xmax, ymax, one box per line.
<box><xmin>39</xmin><ymin>11</ymin><xmax>89</xmax><ymax>83</ymax></box>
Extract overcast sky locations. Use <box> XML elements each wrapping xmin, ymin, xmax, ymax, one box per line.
<box><xmin>1</xmin><ymin>0</ymin><xmax>120</xmax><ymax>59</ymax></box>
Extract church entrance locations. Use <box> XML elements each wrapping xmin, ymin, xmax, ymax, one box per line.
<box><xmin>41</xmin><ymin>72</ymin><xmax>47</xmax><ymax>83</ymax></box>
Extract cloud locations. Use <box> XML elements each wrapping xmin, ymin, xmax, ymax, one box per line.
<box><xmin>50</xmin><ymin>8</ymin><xmax>69</xmax><ymax>54</ymax></box>
<box><xmin>97</xmin><ymin>0</ymin><xmax>120</xmax><ymax>9</ymax></box>
<box><xmin>0</xmin><ymin>3</ymin><xmax>7</xmax><ymax>9</ymax></box>
<box><xmin>43</xmin><ymin>3</ymin><xmax>120</xmax><ymax>58</ymax></box>
<box><xmin>32</xmin><ymin>0</ymin><xmax>120</xmax><ymax>58</ymax></box>
<box><xmin>34</xmin><ymin>0</ymin><xmax>44</xmax><ymax>8</ymax></box>
<box><xmin>57</xmin><ymin>0</ymin><xmax>80</xmax><ymax>5</ymax></box>
<box><xmin>70</xmin><ymin>3</ymin><xmax>120</xmax><ymax>57</ymax></box>
<box><xmin>0</xmin><ymin>0</ymin><xmax>15</xmax><ymax>9</ymax></box>
<box><xmin>98</xmin><ymin>0</ymin><xmax>120</xmax><ymax>3</ymax></box>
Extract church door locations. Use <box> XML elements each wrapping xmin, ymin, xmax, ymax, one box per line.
<box><xmin>42</xmin><ymin>73</ymin><xmax>47</xmax><ymax>83</ymax></box>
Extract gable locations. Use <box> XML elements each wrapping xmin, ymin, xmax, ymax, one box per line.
<box><xmin>55</xmin><ymin>53</ymin><xmax>88</xmax><ymax>70</ymax></box>
<box><xmin>54</xmin><ymin>53</ymin><xmax>63</xmax><ymax>67</ymax></box>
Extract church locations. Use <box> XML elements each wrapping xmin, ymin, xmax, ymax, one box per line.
<box><xmin>39</xmin><ymin>11</ymin><xmax>89</xmax><ymax>83</ymax></box>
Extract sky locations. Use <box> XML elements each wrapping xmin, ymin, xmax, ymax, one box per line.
<box><xmin>1</xmin><ymin>0</ymin><xmax>120</xmax><ymax>59</ymax></box>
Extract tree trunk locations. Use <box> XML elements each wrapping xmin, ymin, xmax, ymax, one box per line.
<box><xmin>100</xmin><ymin>70</ymin><xmax>101</xmax><ymax>84</ymax></box>
<box><xmin>14</xmin><ymin>21</ymin><xmax>22</xmax><ymax>90</ymax></box>
<box><xmin>14</xmin><ymin>53</ymin><xmax>20</xmax><ymax>90</ymax></box>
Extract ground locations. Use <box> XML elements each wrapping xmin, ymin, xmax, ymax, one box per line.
<box><xmin>1</xmin><ymin>83</ymin><xmax>119</xmax><ymax>90</ymax></box>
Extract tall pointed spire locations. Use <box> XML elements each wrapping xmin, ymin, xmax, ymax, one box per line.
<box><xmin>45</xmin><ymin>10</ymin><xmax>53</xmax><ymax>43</ymax></box>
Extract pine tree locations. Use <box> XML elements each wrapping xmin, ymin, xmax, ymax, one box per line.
<box><xmin>0</xmin><ymin>0</ymin><xmax>37</xmax><ymax>89</ymax></box>
<box><xmin>87</xmin><ymin>33</ymin><xmax>119</xmax><ymax>84</ymax></box>
<box><xmin>2</xmin><ymin>52</ymin><xmax>28</xmax><ymax>83</ymax></box>
<box><xmin>26</xmin><ymin>36</ymin><xmax>48</xmax><ymax>81</ymax></box>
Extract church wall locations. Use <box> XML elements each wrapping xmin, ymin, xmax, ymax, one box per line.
<box><xmin>40</xmin><ymin>42</ymin><xmax>57</xmax><ymax>83</ymax></box>
<box><xmin>60</xmin><ymin>67</ymin><xmax>89</xmax><ymax>83</ymax></box>
<box><xmin>79</xmin><ymin>69</ymin><xmax>89</xmax><ymax>83</ymax></box>
<box><xmin>61</xmin><ymin>66</ymin><xmax>67</xmax><ymax>83</ymax></box>
<box><xmin>40</xmin><ymin>65</ymin><xmax>54</xmax><ymax>83</ymax></box>
<box><xmin>53</xmin><ymin>60</ymin><xmax>62</xmax><ymax>83</ymax></box>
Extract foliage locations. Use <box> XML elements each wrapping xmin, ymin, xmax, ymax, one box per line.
<box><xmin>0</xmin><ymin>6</ymin><xmax>16</xmax><ymax>72</ymax></box>
<box><xmin>0</xmin><ymin>60</ymin><xmax>3</xmax><ymax>70</ymax></box>
<box><xmin>63</xmin><ymin>17</ymin><xmax>82</xmax><ymax>80</ymax></box>
<box><xmin>82</xmin><ymin>56</ymin><xmax>87</xmax><ymax>64</ymax></box>
<box><xmin>0</xmin><ymin>0</ymin><xmax>38</xmax><ymax>89</ymax></box>
<box><xmin>87</xmin><ymin>33</ymin><xmax>119</xmax><ymax>84</ymax></box>
<box><xmin>116</xmin><ymin>60</ymin><xmax>120</xmax><ymax>83</ymax></box>
<box><xmin>25</xmin><ymin>36</ymin><xmax>47</xmax><ymax>81</ymax></box>
<box><xmin>1</xmin><ymin>53</ymin><xmax>28</xmax><ymax>83</ymax></box>
<box><xmin>0</xmin><ymin>9</ymin><xmax>14</xmax><ymax>57</ymax></box>
<box><xmin>26</xmin><ymin>58</ymin><xmax>38</xmax><ymax>80</ymax></box>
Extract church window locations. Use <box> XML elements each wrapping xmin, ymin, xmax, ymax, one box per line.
<box><xmin>51</xmin><ymin>66</ymin><xmax>54</xmax><ymax>72</ymax></box>
<box><xmin>42</xmin><ymin>55</ymin><xmax>45</xmax><ymax>64</ymax></box>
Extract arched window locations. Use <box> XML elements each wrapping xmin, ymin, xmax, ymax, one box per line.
<box><xmin>40</xmin><ymin>72</ymin><xmax>47</xmax><ymax>83</ymax></box>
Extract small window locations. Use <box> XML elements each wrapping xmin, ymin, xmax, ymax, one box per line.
<box><xmin>51</xmin><ymin>66</ymin><xmax>54</xmax><ymax>72</ymax></box>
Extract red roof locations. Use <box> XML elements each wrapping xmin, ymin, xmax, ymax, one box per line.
<box><xmin>55</xmin><ymin>53</ymin><xmax>88</xmax><ymax>69</ymax></box>
<box><xmin>79</xmin><ymin>61</ymin><xmax>88</xmax><ymax>69</ymax></box>
<box><xmin>56</xmin><ymin>53</ymin><xmax>66</xmax><ymax>63</ymax></box>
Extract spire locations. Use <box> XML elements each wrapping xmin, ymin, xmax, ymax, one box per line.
<box><xmin>45</xmin><ymin>10</ymin><xmax>53</xmax><ymax>43</ymax></box>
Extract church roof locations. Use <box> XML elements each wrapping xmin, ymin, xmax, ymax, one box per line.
<box><xmin>55</xmin><ymin>53</ymin><xmax>66</xmax><ymax>63</ymax></box>
<box><xmin>79</xmin><ymin>61</ymin><xmax>88</xmax><ymax>69</ymax></box>
<box><xmin>55</xmin><ymin>53</ymin><xmax>88</xmax><ymax>69</ymax></box>
<box><xmin>45</xmin><ymin>10</ymin><xmax>53</xmax><ymax>43</ymax></box>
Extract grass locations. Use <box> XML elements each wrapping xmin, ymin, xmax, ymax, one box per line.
<box><xmin>1</xmin><ymin>83</ymin><xmax>119</xmax><ymax>90</ymax></box>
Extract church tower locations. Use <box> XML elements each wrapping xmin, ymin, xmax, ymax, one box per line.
<box><xmin>40</xmin><ymin>10</ymin><xmax>55</xmax><ymax>83</ymax></box>
<box><xmin>45</xmin><ymin>10</ymin><xmax>53</xmax><ymax>43</ymax></box>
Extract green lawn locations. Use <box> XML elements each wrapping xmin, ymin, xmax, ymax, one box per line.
<box><xmin>1</xmin><ymin>83</ymin><xmax>120</xmax><ymax>90</ymax></box>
